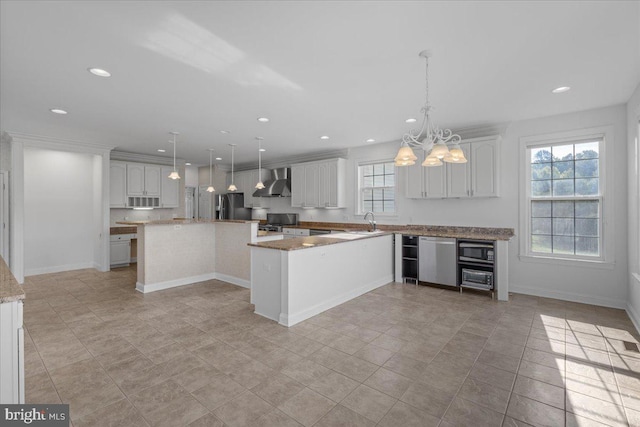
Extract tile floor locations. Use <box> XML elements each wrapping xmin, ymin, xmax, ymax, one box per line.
<box><xmin>21</xmin><ymin>266</ymin><xmax>640</xmax><ymax>426</ymax></box>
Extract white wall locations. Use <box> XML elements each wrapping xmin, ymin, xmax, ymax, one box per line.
<box><xmin>185</xmin><ymin>165</ymin><xmax>199</xmax><ymax>188</ymax></box>
<box><xmin>24</xmin><ymin>148</ymin><xmax>100</xmax><ymax>275</ymax></box>
<box><xmin>627</xmin><ymin>82</ymin><xmax>640</xmax><ymax>328</ymax></box>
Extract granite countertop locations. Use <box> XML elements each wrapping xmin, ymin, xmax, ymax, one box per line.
<box><xmin>116</xmin><ymin>219</ymin><xmax>259</xmax><ymax>226</ymax></box>
<box><xmin>280</xmin><ymin>222</ymin><xmax>514</xmax><ymax>241</ymax></box>
<box><xmin>401</xmin><ymin>225</ymin><xmax>514</xmax><ymax>241</ymax></box>
<box><xmin>0</xmin><ymin>256</ymin><xmax>25</xmax><ymax>303</ymax></box>
<box><xmin>249</xmin><ymin>231</ymin><xmax>393</xmax><ymax>251</ymax></box>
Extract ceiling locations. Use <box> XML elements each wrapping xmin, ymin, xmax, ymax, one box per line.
<box><xmin>1</xmin><ymin>1</ymin><xmax>639</xmax><ymax>167</ymax></box>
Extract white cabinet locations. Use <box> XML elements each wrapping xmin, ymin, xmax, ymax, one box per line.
<box><xmin>160</xmin><ymin>166</ymin><xmax>180</xmax><ymax>208</ymax></box>
<box><xmin>471</xmin><ymin>139</ymin><xmax>499</xmax><ymax>197</ymax></box>
<box><xmin>319</xmin><ymin>159</ymin><xmax>346</xmax><ymax>208</ymax></box>
<box><xmin>282</xmin><ymin>227</ymin><xmax>309</xmax><ymax>239</ymax></box>
<box><xmin>0</xmin><ymin>299</ymin><xmax>24</xmax><ymax>404</ymax></box>
<box><xmin>405</xmin><ymin>136</ymin><xmax>500</xmax><ymax>199</ymax></box>
<box><xmin>405</xmin><ymin>151</ymin><xmax>446</xmax><ymax>198</ymax></box>
<box><xmin>291</xmin><ymin>165</ymin><xmax>305</xmax><ymax>207</ymax></box>
<box><xmin>111</xmin><ymin>161</ymin><xmax>181</xmax><ymax>209</ymax></box>
<box><xmin>227</xmin><ymin>169</ymin><xmax>269</xmax><ymax>208</ymax></box>
<box><xmin>110</xmin><ymin>161</ymin><xmax>127</xmax><ymax>208</ymax></box>
<box><xmin>446</xmin><ymin>143</ymin><xmax>471</xmax><ymax>198</ymax></box>
<box><xmin>127</xmin><ymin>164</ymin><xmax>161</xmax><ymax>197</ymax></box>
<box><xmin>110</xmin><ymin>234</ymin><xmax>132</xmax><ymax>267</ymax></box>
<box><xmin>291</xmin><ymin>158</ymin><xmax>346</xmax><ymax>208</ymax></box>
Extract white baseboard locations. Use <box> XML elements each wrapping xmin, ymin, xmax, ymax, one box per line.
<box><xmin>280</xmin><ymin>274</ymin><xmax>393</xmax><ymax>327</ymax></box>
<box><xmin>136</xmin><ymin>272</ymin><xmax>217</xmax><ymax>293</ymax></box>
<box><xmin>214</xmin><ymin>273</ymin><xmax>250</xmax><ymax>289</ymax></box>
<box><xmin>25</xmin><ymin>262</ymin><xmax>95</xmax><ymax>277</ymax></box>
<box><xmin>627</xmin><ymin>302</ymin><xmax>640</xmax><ymax>336</ymax></box>
<box><xmin>509</xmin><ymin>283</ymin><xmax>626</xmax><ymax>309</ymax></box>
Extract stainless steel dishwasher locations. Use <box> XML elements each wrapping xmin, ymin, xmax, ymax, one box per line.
<box><xmin>418</xmin><ymin>237</ymin><xmax>457</xmax><ymax>287</ymax></box>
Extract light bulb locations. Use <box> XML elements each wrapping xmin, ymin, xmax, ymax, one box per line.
<box><xmin>430</xmin><ymin>141</ymin><xmax>449</xmax><ymax>160</ymax></box>
<box><xmin>168</xmin><ymin>171</ymin><xmax>180</xmax><ymax>180</ymax></box>
<box><xmin>394</xmin><ymin>146</ymin><xmax>418</xmax><ymax>163</ymax></box>
<box><xmin>228</xmin><ymin>184</ymin><xmax>237</xmax><ymax>192</ymax></box>
<box><xmin>255</xmin><ymin>181</ymin><xmax>265</xmax><ymax>189</ymax></box>
<box><xmin>206</xmin><ymin>186</ymin><xmax>215</xmax><ymax>193</ymax></box>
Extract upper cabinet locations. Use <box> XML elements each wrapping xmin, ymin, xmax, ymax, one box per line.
<box><xmin>110</xmin><ymin>161</ymin><xmax>182</xmax><ymax>209</ymax></box>
<box><xmin>291</xmin><ymin>158</ymin><xmax>346</xmax><ymax>208</ymax></box>
<box><xmin>127</xmin><ymin>164</ymin><xmax>161</xmax><ymax>197</ymax></box>
<box><xmin>110</xmin><ymin>161</ymin><xmax>128</xmax><ymax>208</ymax></box>
<box><xmin>160</xmin><ymin>166</ymin><xmax>180</xmax><ymax>208</ymax></box>
<box><xmin>405</xmin><ymin>136</ymin><xmax>500</xmax><ymax>199</ymax></box>
<box><xmin>226</xmin><ymin>169</ymin><xmax>269</xmax><ymax>208</ymax></box>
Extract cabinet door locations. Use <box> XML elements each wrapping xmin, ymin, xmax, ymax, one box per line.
<box><xmin>110</xmin><ymin>240</ymin><xmax>130</xmax><ymax>266</ymax></box>
<box><xmin>446</xmin><ymin>143</ymin><xmax>471</xmax><ymax>198</ymax></box>
<box><xmin>160</xmin><ymin>166</ymin><xmax>180</xmax><ymax>208</ymax></box>
<box><xmin>144</xmin><ymin>166</ymin><xmax>162</xmax><ymax>197</ymax></box>
<box><xmin>291</xmin><ymin>165</ymin><xmax>305</xmax><ymax>207</ymax></box>
<box><xmin>405</xmin><ymin>151</ymin><xmax>425</xmax><ymax>199</ymax></box>
<box><xmin>110</xmin><ymin>162</ymin><xmax>127</xmax><ymax>208</ymax></box>
<box><xmin>318</xmin><ymin>162</ymin><xmax>329</xmax><ymax>207</ymax></box>
<box><xmin>424</xmin><ymin>165</ymin><xmax>446</xmax><ymax>198</ymax></box>
<box><xmin>127</xmin><ymin>164</ymin><xmax>145</xmax><ymax>196</ymax></box>
<box><xmin>471</xmin><ymin>139</ymin><xmax>498</xmax><ymax>197</ymax></box>
<box><xmin>303</xmin><ymin>164</ymin><xmax>320</xmax><ymax>207</ymax></box>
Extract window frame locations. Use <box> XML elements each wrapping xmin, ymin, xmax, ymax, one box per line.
<box><xmin>357</xmin><ymin>160</ymin><xmax>397</xmax><ymax>216</ymax></box>
<box><xmin>519</xmin><ymin>126</ymin><xmax>615</xmax><ymax>268</ymax></box>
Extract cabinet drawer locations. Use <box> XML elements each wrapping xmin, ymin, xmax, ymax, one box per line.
<box><xmin>110</xmin><ymin>234</ymin><xmax>133</xmax><ymax>241</ymax></box>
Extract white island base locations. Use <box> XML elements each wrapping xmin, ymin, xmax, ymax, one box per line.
<box><xmin>251</xmin><ymin>234</ymin><xmax>394</xmax><ymax>327</ymax></box>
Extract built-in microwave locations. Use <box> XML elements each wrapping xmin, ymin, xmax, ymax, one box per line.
<box><xmin>458</xmin><ymin>241</ymin><xmax>494</xmax><ymax>264</ymax></box>
<box><xmin>461</xmin><ymin>269</ymin><xmax>494</xmax><ymax>291</ymax></box>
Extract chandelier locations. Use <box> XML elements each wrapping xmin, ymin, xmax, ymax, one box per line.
<box><xmin>395</xmin><ymin>50</ymin><xmax>466</xmax><ymax>167</ymax></box>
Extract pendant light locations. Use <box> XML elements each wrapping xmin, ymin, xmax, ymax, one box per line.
<box><xmin>168</xmin><ymin>131</ymin><xmax>181</xmax><ymax>180</ymax></box>
<box><xmin>227</xmin><ymin>144</ymin><xmax>237</xmax><ymax>192</ymax></box>
<box><xmin>206</xmin><ymin>149</ymin><xmax>215</xmax><ymax>192</ymax></box>
<box><xmin>255</xmin><ymin>137</ymin><xmax>265</xmax><ymax>189</ymax></box>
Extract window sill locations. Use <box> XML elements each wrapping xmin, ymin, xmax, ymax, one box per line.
<box><xmin>518</xmin><ymin>254</ymin><xmax>614</xmax><ymax>270</ymax></box>
<box><xmin>356</xmin><ymin>212</ymin><xmax>399</xmax><ymax>219</ymax></box>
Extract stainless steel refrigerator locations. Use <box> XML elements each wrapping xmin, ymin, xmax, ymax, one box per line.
<box><xmin>219</xmin><ymin>193</ymin><xmax>252</xmax><ymax>220</ymax></box>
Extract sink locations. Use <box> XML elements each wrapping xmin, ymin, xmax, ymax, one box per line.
<box><xmin>316</xmin><ymin>233</ymin><xmax>364</xmax><ymax>240</ymax></box>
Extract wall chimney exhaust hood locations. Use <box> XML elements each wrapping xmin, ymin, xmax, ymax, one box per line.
<box><xmin>253</xmin><ymin>168</ymin><xmax>291</xmax><ymax>197</ymax></box>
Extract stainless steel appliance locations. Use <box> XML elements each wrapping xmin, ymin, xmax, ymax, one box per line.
<box><xmin>258</xmin><ymin>213</ymin><xmax>298</xmax><ymax>232</ymax></box>
<box><xmin>220</xmin><ymin>193</ymin><xmax>252</xmax><ymax>220</ymax></box>
<box><xmin>458</xmin><ymin>241</ymin><xmax>495</xmax><ymax>264</ymax></box>
<box><xmin>461</xmin><ymin>268</ymin><xmax>494</xmax><ymax>291</ymax></box>
<box><xmin>418</xmin><ymin>237</ymin><xmax>457</xmax><ymax>286</ymax></box>
<box><xmin>252</xmin><ymin>168</ymin><xmax>292</xmax><ymax>197</ymax></box>
<box><xmin>309</xmin><ymin>229</ymin><xmax>331</xmax><ymax>236</ymax></box>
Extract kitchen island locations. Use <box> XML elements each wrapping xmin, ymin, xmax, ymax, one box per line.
<box><xmin>249</xmin><ymin>232</ymin><xmax>394</xmax><ymax>327</ymax></box>
<box><xmin>117</xmin><ymin>219</ymin><xmax>261</xmax><ymax>293</ymax></box>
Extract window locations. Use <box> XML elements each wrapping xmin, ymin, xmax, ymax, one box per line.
<box><xmin>359</xmin><ymin>161</ymin><xmax>395</xmax><ymax>214</ymax></box>
<box><xmin>527</xmin><ymin>139</ymin><xmax>602</xmax><ymax>259</ymax></box>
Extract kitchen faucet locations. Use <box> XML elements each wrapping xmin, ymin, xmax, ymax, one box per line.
<box><xmin>364</xmin><ymin>211</ymin><xmax>377</xmax><ymax>232</ymax></box>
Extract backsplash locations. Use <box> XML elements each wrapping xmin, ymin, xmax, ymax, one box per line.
<box><xmin>110</xmin><ymin>208</ymin><xmax>185</xmax><ymax>226</ymax></box>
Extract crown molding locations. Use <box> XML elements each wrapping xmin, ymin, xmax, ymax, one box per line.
<box><xmin>110</xmin><ymin>150</ymin><xmax>185</xmax><ymax>166</ymax></box>
<box><xmin>234</xmin><ymin>148</ymin><xmax>350</xmax><ymax>171</ymax></box>
<box><xmin>453</xmin><ymin>122</ymin><xmax>509</xmax><ymax>140</ymax></box>
<box><xmin>7</xmin><ymin>131</ymin><xmax>114</xmax><ymax>154</ymax></box>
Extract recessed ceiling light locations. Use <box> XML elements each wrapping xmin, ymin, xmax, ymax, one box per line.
<box><xmin>366</xmin><ymin>138</ymin><xmax>375</xmax><ymax>143</ymax></box>
<box><xmin>257</xmin><ymin>117</ymin><xmax>269</xmax><ymax>123</ymax></box>
<box><xmin>320</xmin><ymin>136</ymin><xmax>329</xmax><ymax>140</ymax></box>
<box><xmin>50</xmin><ymin>108</ymin><xmax>68</xmax><ymax>115</ymax></box>
<box><xmin>88</xmin><ymin>68</ymin><xmax>111</xmax><ymax>77</ymax></box>
<box><xmin>185</xmin><ymin>162</ymin><xmax>191</xmax><ymax>166</ymax></box>
<box><xmin>552</xmin><ymin>86</ymin><xmax>571</xmax><ymax>94</ymax></box>
<box><xmin>215</xmin><ymin>157</ymin><xmax>222</xmax><ymax>161</ymax></box>
<box><xmin>405</xmin><ymin>118</ymin><xmax>417</xmax><ymax>123</ymax></box>
<box><xmin>220</xmin><ymin>130</ymin><xmax>230</xmax><ymax>134</ymax></box>
<box><xmin>157</xmin><ymin>149</ymin><xmax>166</xmax><ymax>153</ymax></box>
